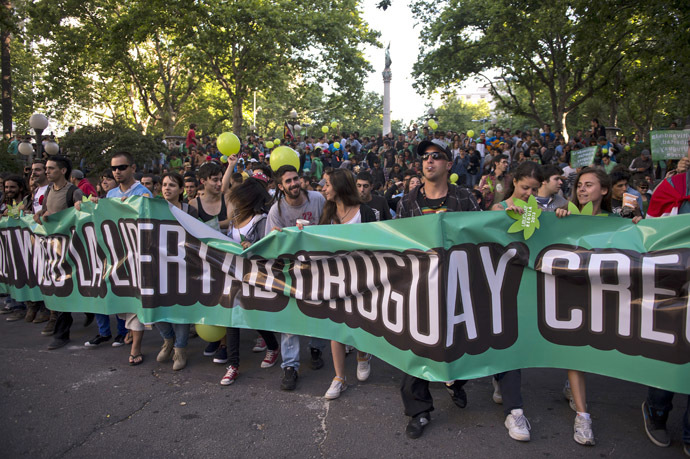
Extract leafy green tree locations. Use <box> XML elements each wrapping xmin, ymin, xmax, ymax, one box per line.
<box><xmin>411</xmin><ymin>0</ymin><xmax>673</xmax><ymax>140</ymax></box>
<box><xmin>59</xmin><ymin>122</ymin><xmax>166</xmax><ymax>174</ymax></box>
<box><xmin>190</xmin><ymin>0</ymin><xmax>379</xmax><ymax>134</ymax></box>
<box><xmin>433</xmin><ymin>96</ymin><xmax>491</xmax><ymax>133</ymax></box>
<box><xmin>29</xmin><ymin>0</ymin><xmax>204</xmax><ymax>135</ymax></box>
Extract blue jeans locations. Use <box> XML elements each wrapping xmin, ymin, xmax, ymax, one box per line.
<box><xmin>647</xmin><ymin>387</ymin><xmax>690</xmax><ymax>445</ymax></box>
<box><xmin>96</xmin><ymin>314</ymin><xmax>127</xmax><ymax>337</ymax></box>
<box><xmin>280</xmin><ymin>333</ymin><xmax>327</xmax><ymax>370</ymax></box>
<box><xmin>155</xmin><ymin>322</ymin><xmax>190</xmax><ymax>348</ymax></box>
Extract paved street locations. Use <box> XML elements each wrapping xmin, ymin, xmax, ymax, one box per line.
<box><xmin>0</xmin><ymin>313</ymin><xmax>686</xmax><ymax>458</ymax></box>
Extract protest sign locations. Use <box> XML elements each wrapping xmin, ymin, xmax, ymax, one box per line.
<box><xmin>1</xmin><ymin>197</ymin><xmax>689</xmax><ymax>393</ymax></box>
<box><xmin>650</xmin><ymin>129</ymin><xmax>690</xmax><ymax>161</ymax></box>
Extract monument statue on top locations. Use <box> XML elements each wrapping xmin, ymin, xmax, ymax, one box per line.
<box><xmin>382</xmin><ymin>43</ymin><xmax>392</xmax><ymax>136</ymax></box>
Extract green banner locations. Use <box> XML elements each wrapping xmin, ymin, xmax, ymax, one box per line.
<box><xmin>569</xmin><ymin>145</ymin><xmax>598</xmax><ymax>168</ymax></box>
<box><xmin>650</xmin><ymin>129</ymin><xmax>690</xmax><ymax>161</ymax></box>
<box><xmin>1</xmin><ymin>197</ymin><xmax>689</xmax><ymax>393</ymax></box>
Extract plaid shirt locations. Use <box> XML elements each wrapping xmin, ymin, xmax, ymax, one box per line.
<box><xmin>396</xmin><ymin>184</ymin><xmax>481</xmax><ymax>218</ymax></box>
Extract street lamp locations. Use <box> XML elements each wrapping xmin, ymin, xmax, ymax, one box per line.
<box><xmin>29</xmin><ymin>113</ymin><xmax>49</xmax><ymax>159</ymax></box>
<box><xmin>18</xmin><ymin>139</ymin><xmax>34</xmax><ymax>156</ymax></box>
<box><xmin>472</xmin><ymin>118</ymin><xmax>489</xmax><ymax>133</ymax></box>
<box><xmin>44</xmin><ymin>139</ymin><xmax>60</xmax><ymax>156</ymax></box>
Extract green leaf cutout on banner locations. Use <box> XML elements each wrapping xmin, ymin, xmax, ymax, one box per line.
<box><xmin>568</xmin><ymin>201</ymin><xmax>608</xmax><ymax>217</ymax></box>
<box><xmin>506</xmin><ymin>195</ymin><xmax>542</xmax><ymax>240</ymax></box>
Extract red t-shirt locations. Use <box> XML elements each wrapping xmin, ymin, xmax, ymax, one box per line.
<box><xmin>186</xmin><ymin>129</ymin><xmax>197</xmax><ymax>148</ymax></box>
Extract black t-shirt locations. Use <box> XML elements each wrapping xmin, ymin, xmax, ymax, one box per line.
<box><xmin>415</xmin><ymin>192</ymin><xmax>449</xmax><ymax>214</ymax></box>
<box><xmin>366</xmin><ymin>194</ymin><xmax>392</xmax><ymax>221</ymax></box>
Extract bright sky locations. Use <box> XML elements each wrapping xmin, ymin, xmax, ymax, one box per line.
<box><xmin>360</xmin><ymin>1</ymin><xmax>441</xmax><ymax>125</ymax></box>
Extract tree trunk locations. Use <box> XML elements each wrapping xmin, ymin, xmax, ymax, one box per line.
<box><xmin>1</xmin><ymin>2</ymin><xmax>12</xmax><ymax>140</ymax></box>
<box><xmin>560</xmin><ymin>111</ymin><xmax>570</xmax><ymax>143</ymax></box>
<box><xmin>232</xmin><ymin>96</ymin><xmax>243</xmax><ymax>135</ymax></box>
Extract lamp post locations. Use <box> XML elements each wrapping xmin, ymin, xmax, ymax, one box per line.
<box><xmin>472</xmin><ymin>118</ymin><xmax>489</xmax><ymax>133</ymax></box>
<box><xmin>29</xmin><ymin>113</ymin><xmax>49</xmax><ymax>159</ymax></box>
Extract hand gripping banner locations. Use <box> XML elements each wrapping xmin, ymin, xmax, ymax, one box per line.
<box><xmin>1</xmin><ymin>197</ymin><xmax>689</xmax><ymax>393</ymax></box>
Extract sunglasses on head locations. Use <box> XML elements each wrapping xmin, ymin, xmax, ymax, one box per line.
<box><xmin>421</xmin><ymin>151</ymin><xmax>448</xmax><ymax>161</ymax></box>
<box><xmin>111</xmin><ymin>164</ymin><xmax>131</xmax><ymax>171</ymax></box>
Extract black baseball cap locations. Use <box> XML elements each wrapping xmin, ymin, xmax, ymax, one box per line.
<box><xmin>417</xmin><ymin>139</ymin><xmax>452</xmax><ymax>161</ymax></box>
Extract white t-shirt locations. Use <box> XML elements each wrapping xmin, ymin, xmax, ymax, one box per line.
<box><xmin>333</xmin><ymin>209</ymin><xmax>361</xmax><ymax>225</ymax></box>
<box><xmin>33</xmin><ymin>184</ymin><xmax>50</xmax><ymax>214</ymax></box>
<box><xmin>229</xmin><ymin>214</ymin><xmax>262</xmax><ymax>244</ymax></box>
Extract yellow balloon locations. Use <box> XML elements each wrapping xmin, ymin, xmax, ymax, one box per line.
<box><xmin>322</xmin><ymin>126</ymin><xmax>329</xmax><ymax>133</ymax></box>
<box><xmin>196</xmin><ymin>324</ymin><xmax>226</xmax><ymax>342</ymax></box>
<box><xmin>269</xmin><ymin>146</ymin><xmax>300</xmax><ymax>171</ymax></box>
<box><xmin>274</xmin><ymin>138</ymin><xmax>281</xmax><ymax>145</ymax></box>
<box><xmin>334</xmin><ymin>142</ymin><xmax>341</xmax><ymax>149</ymax></box>
<box><xmin>265</xmin><ymin>141</ymin><xmax>274</xmax><ymax>149</ymax></box>
<box><xmin>467</xmin><ymin>130</ymin><xmax>475</xmax><ymax>138</ymax></box>
<box><xmin>217</xmin><ymin>132</ymin><xmax>241</xmax><ymax>156</ymax></box>
<box><xmin>220</xmin><ymin>155</ymin><xmax>228</xmax><ymax>163</ymax></box>
<box><xmin>330</xmin><ymin>121</ymin><xmax>338</xmax><ymax>129</ymax></box>
<box><xmin>429</xmin><ymin>120</ymin><xmax>438</xmax><ymax>130</ymax></box>
<box><xmin>450</xmin><ymin>173</ymin><xmax>459</xmax><ymax>184</ymax></box>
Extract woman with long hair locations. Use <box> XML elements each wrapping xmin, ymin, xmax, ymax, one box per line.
<box><xmin>554</xmin><ymin>166</ymin><xmax>614</xmax><ymax>446</ymax></box>
<box><xmin>219</xmin><ymin>178</ymin><xmax>281</xmax><ymax>386</ymax></box>
<box><xmin>99</xmin><ymin>170</ymin><xmax>117</xmax><ymax>198</ymax></box>
<box><xmin>478</xmin><ymin>154</ymin><xmax>511</xmax><ymax>209</ymax></box>
<box><xmin>154</xmin><ymin>173</ymin><xmax>198</xmax><ymax>370</ymax></box>
<box><xmin>319</xmin><ymin>169</ymin><xmax>377</xmax><ymax>400</ymax></box>
<box><xmin>485</xmin><ymin>161</ymin><xmax>542</xmax><ymax>442</ymax></box>
<box><xmin>490</xmin><ymin>161</ymin><xmax>543</xmax><ymax>211</ymax></box>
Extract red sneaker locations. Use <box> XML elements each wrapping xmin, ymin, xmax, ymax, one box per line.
<box><xmin>220</xmin><ymin>365</ymin><xmax>239</xmax><ymax>385</ymax></box>
<box><xmin>261</xmin><ymin>347</ymin><xmax>280</xmax><ymax>368</ymax></box>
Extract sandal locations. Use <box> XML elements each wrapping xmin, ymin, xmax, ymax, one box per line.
<box><xmin>128</xmin><ymin>354</ymin><xmax>144</xmax><ymax>366</ymax></box>
<box><xmin>124</xmin><ymin>331</ymin><xmax>133</xmax><ymax>344</ymax></box>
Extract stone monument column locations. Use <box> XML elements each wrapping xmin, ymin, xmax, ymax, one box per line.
<box><xmin>382</xmin><ymin>44</ymin><xmax>392</xmax><ymax>136</ymax></box>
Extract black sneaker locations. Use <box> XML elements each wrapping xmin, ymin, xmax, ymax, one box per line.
<box><xmin>48</xmin><ymin>338</ymin><xmax>70</xmax><ymax>350</ymax></box>
<box><xmin>204</xmin><ymin>340</ymin><xmax>221</xmax><ymax>356</ymax></box>
<box><xmin>642</xmin><ymin>401</ymin><xmax>671</xmax><ymax>447</ymax></box>
<box><xmin>310</xmin><ymin>348</ymin><xmax>324</xmax><ymax>370</ymax></box>
<box><xmin>406</xmin><ymin>412</ymin><xmax>431</xmax><ymax>439</ymax></box>
<box><xmin>213</xmin><ymin>345</ymin><xmax>228</xmax><ymax>364</ymax></box>
<box><xmin>85</xmin><ymin>334</ymin><xmax>112</xmax><ymax>347</ymax></box>
<box><xmin>111</xmin><ymin>334</ymin><xmax>126</xmax><ymax>347</ymax></box>
<box><xmin>281</xmin><ymin>366</ymin><xmax>298</xmax><ymax>391</ymax></box>
<box><xmin>446</xmin><ymin>381</ymin><xmax>467</xmax><ymax>408</ymax></box>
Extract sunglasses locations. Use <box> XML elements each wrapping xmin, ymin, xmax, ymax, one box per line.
<box><xmin>111</xmin><ymin>164</ymin><xmax>131</xmax><ymax>171</ymax></box>
<box><xmin>421</xmin><ymin>151</ymin><xmax>448</xmax><ymax>161</ymax></box>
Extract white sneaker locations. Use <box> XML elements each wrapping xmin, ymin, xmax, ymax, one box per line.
<box><xmin>252</xmin><ymin>337</ymin><xmax>267</xmax><ymax>352</ymax></box>
<box><xmin>325</xmin><ymin>377</ymin><xmax>347</xmax><ymax>400</ymax></box>
<box><xmin>563</xmin><ymin>380</ymin><xmax>576</xmax><ymax>411</ymax></box>
<box><xmin>573</xmin><ymin>414</ymin><xmax>595</xmax><ymax>445</ymax></box>
<box><xmin>356</xmin><ymin>354</ymin><xmax>371</xmax><ymax>381</ymax></box>
<box><xmin>492</xmin><ymin>378</ymin><xmax>503</xmax><ymax>404</ymax></box>
<box><xmin>505</xmin><ymin>409</ymin><xmax>531</xmax><ymax>441</ymax></box>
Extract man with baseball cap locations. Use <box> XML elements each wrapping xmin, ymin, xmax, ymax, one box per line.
<box><xmin>396</xmin><ymin>139</ymin><xmax>481</xmax><ymax>438</ymax></box>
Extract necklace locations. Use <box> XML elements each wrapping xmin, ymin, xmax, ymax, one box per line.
<box><xmin>421</xmin><ymin>188</ymin><xmax>448</xmax><ymax>210</ymax></box>
<box><xmin>337</xmin><ymin>205</ymin><xmax>357</xmax><ymax>223</ymax></box>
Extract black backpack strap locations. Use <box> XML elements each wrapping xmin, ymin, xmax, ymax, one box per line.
<box><xmin>66</xmin><ymin>184</ymin><xmax>79</xmax><ymax>208</ymax></box>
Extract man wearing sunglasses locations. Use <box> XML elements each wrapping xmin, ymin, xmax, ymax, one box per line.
<box><xmin>396</xmin><ymin>139</ymin><xmax>481</xmax><ymax>439</ymax></box>
<box><xmin>107</xmin><ymin>152</ymin><xmax>151</xmax><ymax>200</ymax></box>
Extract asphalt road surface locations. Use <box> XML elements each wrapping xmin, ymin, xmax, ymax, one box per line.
<box><xmin>0</xmin><ymin>313</ymin><xmax>686</xmax><ymax>458</ymax></box>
